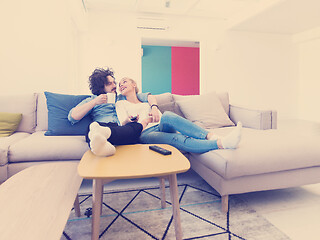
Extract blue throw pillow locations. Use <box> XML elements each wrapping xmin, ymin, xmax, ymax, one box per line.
<box><xmin>44</xmin><ymin>92</ymin><xmax>92</xmax><ymax>136</ymax></box>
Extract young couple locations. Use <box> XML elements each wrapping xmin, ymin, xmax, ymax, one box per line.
<box><xmin>68</xmin><ymin>67</ymin><xmax>242</xmax><ymax>157</ymax></box>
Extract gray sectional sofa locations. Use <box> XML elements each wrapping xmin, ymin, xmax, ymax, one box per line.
<box><xmin>1</xmin><ymin>91</ymin><xmax>320</xmax><ymax>212</ymax></box>
<box><xmin>0</xmin><ymin>93</ymin><xmax>89</xmax><ymax>183</ymax></box>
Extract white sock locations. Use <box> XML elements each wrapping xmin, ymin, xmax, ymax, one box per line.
<box><xmin>90</xmin><ymin>133</ymin><xmax>116</xmax><ymax>157</ymax></box>
<box><xmin>89</xmin><ymin>122</ymin><xmax>112</xmax><ymax>140</ymax></box>
<box><xmin>221</xmin><ymin>122</ymin><xmax>242</xmax><ymax>149</ymax></box>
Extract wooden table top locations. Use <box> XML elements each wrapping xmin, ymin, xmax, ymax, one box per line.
<box><xmin>0</xmin><ymin>162</ymin><xmax>82</xmax><ymax>240</ymax></box>
<box><xmin>78</xmin><ymin>144</ymin><xmax>190</xmax><ymax>179</ymax></box>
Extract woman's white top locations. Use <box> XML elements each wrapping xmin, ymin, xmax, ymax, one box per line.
<box><xmin>116</xmin><ymin>100</ymin><xmax>162</xmax><ymax>130</ymax></box>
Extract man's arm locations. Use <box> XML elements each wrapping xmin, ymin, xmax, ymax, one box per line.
<box><xmin>69</xmin><ymin>94</ymin><xmax>107</xmax><ymax>121</ymax></box>
<box><xmin>70</xmin><ymin>99</ymin><xmax>96</xmax><ymax>121</ymax></box>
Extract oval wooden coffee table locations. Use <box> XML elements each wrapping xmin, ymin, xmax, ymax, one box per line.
<box><xmin>78</xmin><ymin>144</ymin><xmax>190</xmax><ymax>240</ymax></box>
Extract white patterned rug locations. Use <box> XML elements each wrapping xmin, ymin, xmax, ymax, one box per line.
<box><xmin>61</xmin><ymin>180</ymin><xmax>289</xmax><ymax>240</ymax></box>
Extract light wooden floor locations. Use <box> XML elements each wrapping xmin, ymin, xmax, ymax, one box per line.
<box><xmin>240</xmin><ymin>119</ymin><xmax>320</xmax><ymax>240</ymax></box>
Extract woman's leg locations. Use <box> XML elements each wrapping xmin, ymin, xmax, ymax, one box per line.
<box><xmin>159</xmin><ymin>111</ymin><xmax>209</xmax><ymax>139</ymax></box>
<box><xmin>140</xmin><ymin>122</ymin><xmax>242</xmax><ymax>153</ymax></box>
<box><xmin>140</xmin><ymin>126</ymin><xmax>219</xmax><ymax>153</ymax></box>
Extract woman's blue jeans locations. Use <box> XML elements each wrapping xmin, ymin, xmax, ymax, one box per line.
<box><xmin>140</xmin><ymin>111</ymin><xmax>219</xmax><ymax>153</ymax></box>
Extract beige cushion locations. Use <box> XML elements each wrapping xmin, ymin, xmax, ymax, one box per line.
<box><xmin>0</xmin><ymin>112</ymin><xmax>22</xmax><ymax>137</ymax></box>
<box><xmin>154</xmin><ymin>92</ymin><xmax>173</xmax><ymax>106</ymax></box>
<box><xmin>8</xmin><ymin>131</ymin><xmax>89</xmax><ymax>162</ymax></box>
<box><xmin>155</xmin><ymin>93</ymin><xmax>185</xmax><ymax>117</ymax></box>
<box><xmin>192</xmin><ymin>127</ymin><xmax>320</xmax><ymax>179</ymax></box>
<box><xmin>35</xmin><ymin>92</ymin><xmax>48</xmax><ymax>132</ymax></box>
<box><xmin>0</xmin><ymin>94</ymin><xmax>37</xmax><ymax>133</ymax></box>
<box><xmin>175</xmin><ymin>92</ymin><xmax>234</xmax><ymax>129</ymax></box>
<box><xmin>173</xmin><ymin>92</ymin><xmax>230</xmax><ymax>115</ymax></box>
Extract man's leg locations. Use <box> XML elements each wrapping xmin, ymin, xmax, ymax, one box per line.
<box><xmin>85</xmin><ymin>122</ymin><xmax>143</xmax><ymax>156</ymax></box>
<box><xmin>86</xmin><ymin>122</ymin><xmax>116</xmax><ymax>157</ymax></box>
<box><xmin>107</xmin><ymin>122</ymin><xmax>143</xmax><ymax>145</ymax></box>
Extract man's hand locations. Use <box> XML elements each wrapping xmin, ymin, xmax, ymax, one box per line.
<box><xmin>95</xmin><ymin>94</ymin><xmax>108</xmax><ymax>105</ymax></box>
<box><xmin>149</xmin><ymin>107</ymin><xmax>160</xmax><ymax>123</ymax></box>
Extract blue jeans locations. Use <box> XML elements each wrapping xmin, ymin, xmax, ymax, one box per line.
<box><xmin>140</xmin><ymin>111</ymin><xmax>219</xmax><ymax>153</ymax></box>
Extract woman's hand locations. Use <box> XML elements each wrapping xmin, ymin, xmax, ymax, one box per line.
<box><xmin>123</xmin><ymin>114</ymin><xmax>139</xmax><ymax>125</ymax></box>
<box><xmin>149</xmin><ymin>107</ymin><xmax>160</xmax><ymax>122</ymax></box>
<box><xmin>140</xmin><ymin>116</ymin><xmax>153</xmax><ymax>131</ymax></box>
<box><xmin>129</xmin><ymin>114</ymin><xmax>139</xmax><ymax>122</ymax></box>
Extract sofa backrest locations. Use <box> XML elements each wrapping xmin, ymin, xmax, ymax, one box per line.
<box><xmin>155</xmin><ymin>93</ymin><xmax>185</xmax><ymax>117</ymax></box>
<box><xmin>155</xmin><ymin>92</ymin><xmax>230</xmax><ymax>116</ymax></box>
<box><xmin>0</xmin><ymin>93</ymin><xmax>37</xmax><ymax>133</ymax></box>
<box><xmin>35</xmin><ymin>92</ymin><xmax>48</xmax><ymax>132</ymax></box>
<box><xmin>34</xmin><ymin>91</ymin><xmax>230</xmax><ymax>133</ymax></box>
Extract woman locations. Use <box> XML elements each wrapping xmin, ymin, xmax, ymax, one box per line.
<box><xmin>115</xmin><ymin>77</ymin><xmax>242</xmax><ymax>153</ymax></box>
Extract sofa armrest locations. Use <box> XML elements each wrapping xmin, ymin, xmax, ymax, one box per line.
<box><xmin>229</xmin><ymin>105</ymin><xmax>277</xmax><ymax>130</ymax></box>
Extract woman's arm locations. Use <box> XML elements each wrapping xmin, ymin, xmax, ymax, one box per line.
<box><xmin>115</xmin><ymin>101</ymin><xmax>131</xmax><ymax>126</ymax></box>
<box><xmin>147</xmin><ymin>95</ymin><xmax>160</xmax><ymax>122</ymax></box>
<box><xmin>116</xmin><ymin>100</ymin><xmax>152</xmax><ymax>131</ymax></box>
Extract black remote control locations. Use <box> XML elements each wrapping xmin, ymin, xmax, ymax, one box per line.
<box><xmin>149</xmin><ymin>145</ymin><xmax>172</xmax><ymax>155</ymax></box>
<box><xmin>130</xmin><ymin>116</ymin><xmax>138</xmax><ymax>121</ymax></box>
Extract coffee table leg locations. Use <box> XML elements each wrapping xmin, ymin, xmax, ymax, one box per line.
<box><xmin>74</xmin><ymin>194</ymin><xmax>81</xmax><ymax>217</ymax></box>
<box><xmin>159</xmin><ymin>177</ymin><xmax>166</xmax><ymax>208</ymax></box>
<box><xmin>92</xmin><ymin>179</ymin><xmax>103</xmax><ymax>240</ymax></box>
<box><xmin>168</xmin><ymin>174</ymin><xmax>183</xmax><ymax>240</ymax></box>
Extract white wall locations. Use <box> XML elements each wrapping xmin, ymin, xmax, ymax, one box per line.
<box><xmin>292</xmin><ymin>27</ymin><xmax>320</xmax><ymax>123</ymax></box>
<box><xmin>79</xmin><ymin>12</ymin><xmax>298</xmax><ymax>119</ymax></box>
<box><xmin>1</xmin><ymin>3</ymin><xmax>301</xmax><ymax>121</ymax></box>
<box><xmin>77</xmin><ymin>12</ymin><xmax>142</xmax><ymax>94</ymax></box>
<box><xmin>0</xmin><ymin>0</ymin><xmax>79</xmax><ymax>95</ymax></box>
<box><xmin>77</xmin><ymin>11</ymin><xmax>224</xmax><ymax>94</ymax></box>
<box><xmin>204</xmin><ymin>30</ymin><xmax>298</xmax><ymax>120</ymax></box>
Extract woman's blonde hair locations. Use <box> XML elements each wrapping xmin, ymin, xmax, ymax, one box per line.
<box><xmin>120</xmin><ymin>77</ymin><xmax>139</xmax><ymax>93</ymax></box>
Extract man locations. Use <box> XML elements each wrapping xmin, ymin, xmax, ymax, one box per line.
<box><xmin>68</xmin><ymin>67</ymin><xmax>159</xmax><ymax>157</ymax></box>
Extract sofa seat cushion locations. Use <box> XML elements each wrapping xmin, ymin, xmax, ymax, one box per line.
<box><xmin>0</xmin><ymin>132</ymin><xmax>30</xmax><ymax>165</ymax></box>
<box><xmin>8</xmin><ymin>131</ymin><xmax>89</xmax><ymax>163</ymax></box>
<box><xmin>191</xmin><ymin>127</ymin><xmax>320</xmax><ymax>179</ymax></box>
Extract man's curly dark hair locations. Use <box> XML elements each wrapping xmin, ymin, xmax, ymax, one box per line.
<box><xmin>88</xmin><ymin>67</ymin><xmax>115</xmax><ymax>95</ymax></box>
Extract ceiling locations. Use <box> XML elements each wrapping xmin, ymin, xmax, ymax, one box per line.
<box><xmin>83</xmin><ymin>0</ymin><xmax>320</xmax><ymax>35</ymax></box>
<box><xmin>231</xmin><ymin>0</ymin><xmax>320</xmax><ymax>34</ymax></box>
<box><xmin>83</xmin><ymin>0</ymin><xmax>262</xmax><ymax>20</ymax></box>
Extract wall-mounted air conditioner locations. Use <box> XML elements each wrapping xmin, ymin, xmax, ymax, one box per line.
<box><xmin>137</xmin><ymin>18</ymin><xmax>169</xmax><ymax>30</ymax></box>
